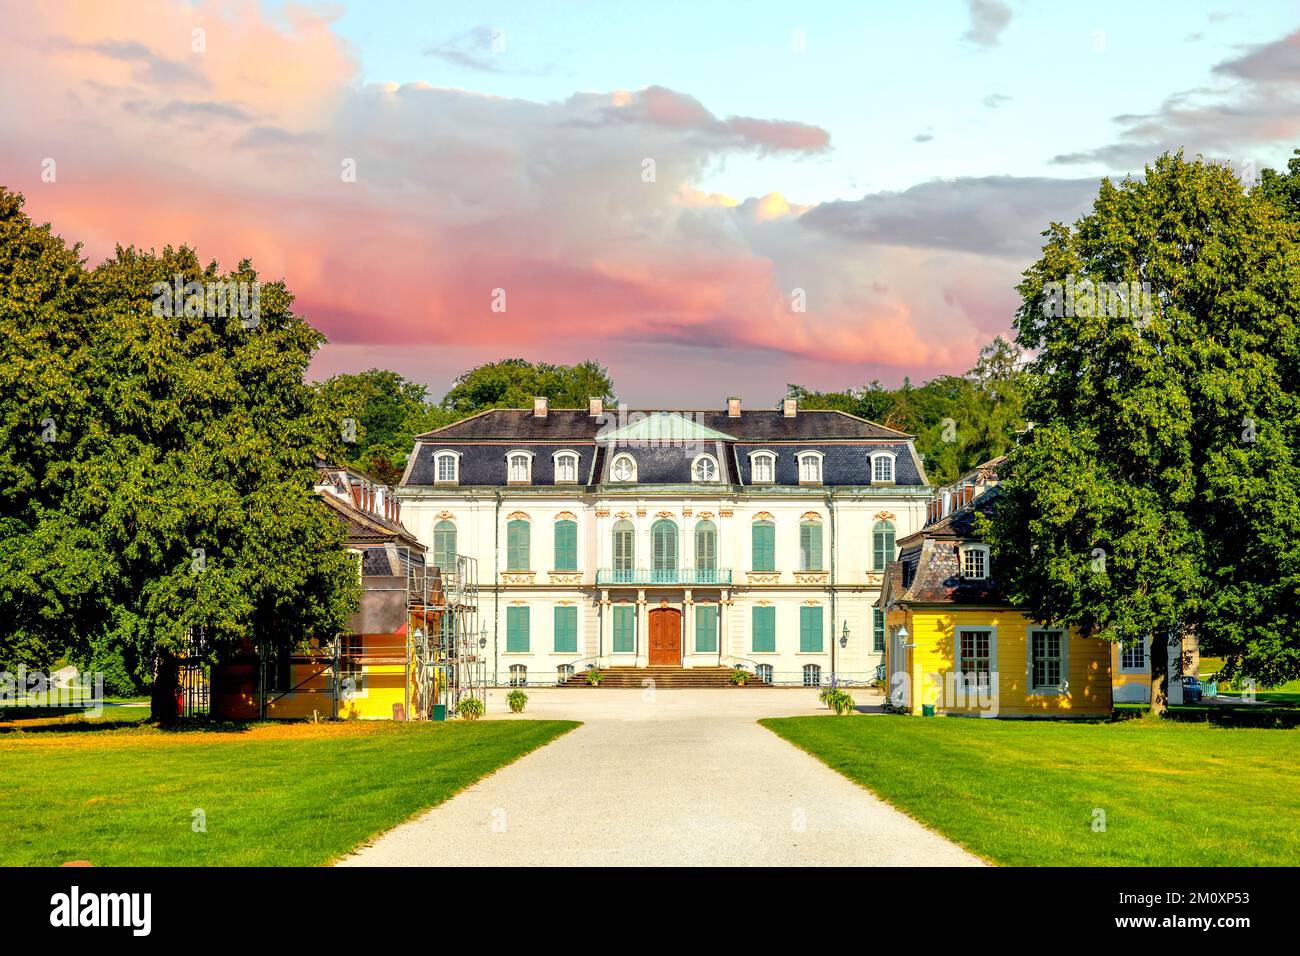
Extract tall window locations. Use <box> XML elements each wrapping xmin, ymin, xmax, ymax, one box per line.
<box><xmin>692</xmin><ymin>455</ymin><xmax>719</xmax><ymax>482</ymax></box>
<box><xmin>752</xmin><ymin>520</ymin><xmax>775</xmax><ymax>572</ymax></box>
<box><xmin>872</xmin><ymin>519</ymin><xmax>896</xmax><ymax>571</ymax></box>
<box><xmin>750</xmin><ymin>452</ymin><xmax>775</xmax><ymax>484</ymax></box>
<box><xmin>799</xmin><ymin>606</ymin><xmax>823</xmax><ymax>653</ymax></box>
<box><xmin>1121</xmin><ymin>640</ymin><xmax>1146</xmax><ymax>671</ymax></box>
<box><xmin>798</xmin><ymin>452</ymin><xmax>822</xmax><ymax>483</ymax></box>
<box><xmin>506</xmin><ymin>606</ymin><xmax>530</xmax><ymax>653</ymax></box>
<box><xmin>695</xmin><ymin>605</ymin><xmax>718</xmax><ymax>653</ymax></box>
<box><xmin>554</xmin><ymin>452</ymin><xmax>579</xmax><ymax>484</ymax></box>
<box><xmin>802</xmin><ymin>663</ymin><xmax>822</xmax><ymax>686</ymax></box>
<box><xmin>612</xmin><ymin>605</ymin><xmax>635</xmax><ymax>653</ymax></box>
<box><xmin>1030</xmin><ymin>629</ymin><xmax>1065</xmax><ymax>691</ymax></box>
<box><xmin>610</xmin><ymin>454</ymin><xmax>636</xmax><ymax>483</ymax></box>
<box><xmin>435</xmin><ymin>452</ymin><xmax>458</xmax><ymax>483</ymax></box>
<box><xmin>695</xmin><ymin>520</ymin><xmax>717</xmax><ymax>580</ymax></box>
<box><xmin>506</xmin><ymin>519</ymin><xmax>530</xmax><ymax>571</ymax></box>
<box><xmin>960</xmin><ymin>545</ymin><xmax>988</xmax><ymax>579</ymax></box>
<box><xmin>508</xmin><ymin>452</ymin><xmax>532</xmax><ymax>483</ymax></box>
<box><xmin>651</xmin><ymin>519</ymin><xmax>678</xmax><ymax>580</ymax></box>
<box><xmin>873</xmin><ymin>608</ymin><xmax>886</xmax><ymax>652</ymax></box>
<box><xmin>958</xmin><ymin>629</ymin><xmax>992</xmax><ymax>690</ymax></box>
<box><xmin>752</xmin><ymin>605</ymin><xmax>776</xmax><ymax>653</ymax></box>
<box><xmin>799</xmin><ymin>518</ymin><xmax>823</xmax><ymax>571</ymax></box>
<box><xmin>554</xmin><ymin>606</ymin><xmax>578</xmax><ymax>654</ymax></box>
<box><xmin>553</xmin><ymin>519</ymin><xmax>577</xmax><ymax>571</ymax></box>
<box><xmin>433</xmin><ymin>520</ymin><xmax>456</xmax><ymax>572</ymax></box>
<box><xmin>871</xmin><ymin>453</ymin><xmax>895</xmax><ymax>483</ymax></box>
<box><xmin>612</xmin><ymin>519</ymin><xmax>634</xmax><ymax>579</ymax></box>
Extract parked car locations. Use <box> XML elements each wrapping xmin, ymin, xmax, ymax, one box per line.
<box><xmin>1181</xmin><ymin>675</ymin><xmax>1203</xmax><ymax>703</ymax></box>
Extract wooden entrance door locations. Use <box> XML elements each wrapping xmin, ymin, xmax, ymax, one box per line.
<box><xmin>648</xmin><ymin>608</ymin><xmax>682</xmax><ymax>666</ymax></box>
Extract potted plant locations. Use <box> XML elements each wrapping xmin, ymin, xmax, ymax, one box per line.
<box><xmin>507</xmin><ymin>689</ymin><xmax>528</xmax><ymax>713</ymax></box>
<box><xmin>729</xmin><ymin>668</ymin><xmax>750</xmax><ymax>686</ymax></box>
<box><xmin>457</xmin><ymin>696</ymin><xmax>484</xmax><ymax>720</ymax></box>
<box><xmin>585</xmin><ymin>668</ymin><xmax>604</xmax><ymax>687</ymax></box>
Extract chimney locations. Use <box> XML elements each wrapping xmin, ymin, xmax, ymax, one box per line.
<box><xmin>533</xmin><ymin>396</ymin><xmax>549</xmax><ymax>418</ymax></box>
<box><xmin>727</xmin><ymin>397</ymin><xmax>741</xmax><ymax>418</ymax></box>
<box><xmin>588</xmin><ymin>396</ymin><xmax>603</xmax><ymax>417</ymax></box>
<box><xmin>783</xmin><ymin>398</ymin><xmax>797</xmax><ymax>418</ymax></box>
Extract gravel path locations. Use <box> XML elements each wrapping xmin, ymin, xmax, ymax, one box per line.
<box><xmin>338</xmin><ymin>688</ymin><xmax>983</xmax><ymax>867</ymax></box>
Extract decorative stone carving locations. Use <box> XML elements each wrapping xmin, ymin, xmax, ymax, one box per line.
<box><xmin>595</xmin><ymin>509</ymin><xmax>610</xmax><ymax>518</ymax></box>
<box><xmin>506</xmin><ymin>511</ymin><xmax>530</xmax><ymax>521</ymax></box>
<box><xmin>719</xmin><ymin>509</ymin><xmax>733</xmax><ymax>518</ymax></box>
<box><xmin>795</xmin><ymin>571</ymin><xmax>829</xmax><ymax>585</ymax></box>
<box><xmin>752</xmin><ymin>511</ymin><xmax>773</xmax><ymax>522</ymax></box>
<box><xmin>747</xmin><ymin>572</ymin><xmax>780</xmax><ymax>585</ymax></box>
<box><xmin>555</xmin><ymin>511</ymin><xmax>577</xmax><ymax>521</ymax></box>
<box><xmin>501</xmin><ymin>571</ymin><xmax>536</xmax><ymax>585</ymax></box>
<box><xmin>548</xmin><ymin>572</ymin><xmax>583</xmax><ymax>585</ymax></box>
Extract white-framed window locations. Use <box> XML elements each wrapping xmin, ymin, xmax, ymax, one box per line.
<box><xmin>434</xmin><ymin>451</ymin><xmax>460</xmax><ymax>483</ymax></box>
<box><xmin>610</xmin><ymin>453</ymin><xmax>637</xmax><ymax>483</ymax></box>
<box><xmin>870</xmin><ymin>451</ymin><xmax>896</xmax><ymax>484</ymax></box>
<box><xmin>755</xmin><ymin>664</ymin><xmax>773</xmax><ymax>684</ymax></box>
<box><xmin>749</xmin><ymin>450</ymin><xmax>776</xmax><ymax>484</ymax></box>
<box><xmin>1120</xmin><ymin>639</ymin><xmax>1147</xmax><ymax>672</ymax></box>
<box><xmin>553</xmin><ymin>450</ymin><xmax>579</xmax><ymax>484</ymax></box>
<box><xmin>557</xmin><ymin>664</ymin><xmax>574</xmax><ymax>684</ymax></box>
<box><xmin>507</xmin><ymin>450</ymin><xmax>534</xmax><ymax>484</ymax></box>
<box><xmin>508</xmin><ymin>664</ymin><xmax>527</xmax><ymax>687</ymax></box>
<box><xmin>960</xmin><ymin>544</ymin><xmax>989</xmax><ymax>580</ymax></box>
<box><xmin>802</xmin><ymin>663</ymin><xmax>822</xmax><ymax>686</ymax></box>
<box><xmin>956</xmin><ymin>627</ymin><xmax>994</xmax><ymax>693</ymax></box>
<box><xmin>692</xmin><ymin>453</ymin><xmax>719</xmax><ymax>482</ymax></box>
<box><xmin>1029</xmin><ymin>628</ymin><xmax>1068</xmax><ymax>693</ymax></box>
<box><xmin>797</xmin><ymin>451</ymin><xmax>823</xmax><ymax>484</ymax></box>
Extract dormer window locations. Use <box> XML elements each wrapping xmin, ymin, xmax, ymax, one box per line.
<box><xmin>692</xmin><ymin>454</ymin><xmax>719</xmax><ymax>483</ymax></box>
<box><xmin>870</xmin><ymin>451</ymin><xmax>896</xmax><ymax>484</ymax></box>
<box><xmin>797</xmin><ymin>451</ymin><xmax>823</xmax><ymax>484</ymax></box>
<box><xmin>610</xmin><ymin>453</ymin><xmax>637</xmax><ymax>483</ymax></box>
<box><xmin>507</xmin><ymin>451</ymin><xmax>534</xmax><ymax>485</ymax></box>
<box><xmin>554</xmin><ymin>451</ymin><xmax>579</xmax><ymax>484</ymax></box>
<box><xmin>749</xmin><ymin>451</ymin><xmax>776</xmax><ymax>484</ymax></box>
<box><xmin>434</xmin><ymin>451</ymin><xmax>460</xmax><ymax>484</ymax></box>
<box><xmin>960</xmin><ymin>544</ymin><xmax>990</xmax><ymax>580</ymax></box>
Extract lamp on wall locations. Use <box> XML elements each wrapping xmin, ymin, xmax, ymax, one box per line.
<box><xmin>479</xmin><ymin>626</ymin><xmax>488</xmax><ymax>650</ymax></box>
<box><xmin>839</xmin><ymin>621</ymin><xmax>849</xmax><ymax>649</ymax></box>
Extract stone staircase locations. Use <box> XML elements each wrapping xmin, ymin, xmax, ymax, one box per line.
<box><xmin>563</xmin><ymin>666</ymin><xmax>771</xmax><ymax>689</ymax></box>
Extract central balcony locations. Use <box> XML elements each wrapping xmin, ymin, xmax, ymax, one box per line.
<box><xmin>596</xmin><ymin>567</ymin><xmax>733</xmax><ymax>586</ymax></box>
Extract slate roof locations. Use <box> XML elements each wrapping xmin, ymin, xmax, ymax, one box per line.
<box><xmin>883</xmin><ymin>485</ymin><xmax>1005</xmax><ymax>607</ymax></box>
<box><xmin>734</xmin><ymin>442</ymin><xmax>924</xmax><ymax>487</ymax></box>
<box><xmin>318</xmin><ymin>490</ymin><xmax>425</xmax><ymax>558</ymax></box>
<box><xmin>405</xmin><ymin>443</ymin><xmax>599</xmax><ymax>486</ymax></box>
<box><xmin>598</xmin><ymin>441</ymin><xmax>738</xmax><ymax>484</ymax></box>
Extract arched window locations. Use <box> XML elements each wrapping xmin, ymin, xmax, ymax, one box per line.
<box><xmin>749</xmin><ymin>450</ymin><xmax>776</xmax><ymax>484</ymax></box>
<box><xmin>508</xmin><ymin>664</ymin><xmax>528</xmax><ymax>687</ymax></box>
<box><xmin>872</xmin><ymin>519</ymin><xmax>896</xmax><ymax>571</ymax></box>
<box><xmin>612</xmin><ymin>519</ymin><xmax>635</xmax><ymax>581</ymax></box>
<box><xmin>799</xmin><ymin>517</ymin><xmax>823</xmax><ymax>571</ymax></box>
<box><xmin>553</xmin><ymin>519</ymin><xmax>577</xmax><ymax>571</ymax></box>
<box><xmin>433</xmin><ymin>520</ymin><xmax>457</xmax><ymax>571</ymax></box>
<box><xmin>507</xmin><ymin>451</ymin><xmax>534</xmax><ymax>484</ymax></box>
<box><xmin>651</xmin><ymin>519</ymin><xmax>678</xmax><ymax>581</ymax></box>
<box><xmin>553</xmin><ymin>451</ymin><xmax>580</xmax><ymax>484</ymax></box>
<box><xmin>695</xmin><ymin>520</ymin><xmax>717</xmax><ymax>581</ymax></box>
<box><xmin>802</xmin><ymin>663</ymin><xmax>822</xmax><ymax>686</ymax></box>
<box><xmin>797</xmin><ymin>451</ymin><xmax>823</xmax><ymax>484</ymax></box>
<box><xmin>870</xmin><ymin>451</ymin><xmax>896</xmax><ymax>484</ymax></box>
<box><xmin>756</xmin><ymin>663</ymin><xmax>774</xmax><ymax>684</ymax></box>
<box><xmin>507</xmin><ymin>518</ymin><xmax>531</xmax><ymax>571</ymax></box>
<box><xmin>692</xmin><ymin>454</ymin><xmax>719</xmax><ymax>482</ymax></box>
<box><xmin>752</xmin><ymin>519</ymin><xmax>776</xmax><ymax>572</ymax></box>
<box><xmin>434</xmin><ymin>451</ymin><xmax>459</xmax><ymax>483</ymax></box>
<box><xmin>610</xmin><ymin>453</ymin><xmax>637</xmax><ymax>483</ymax></box>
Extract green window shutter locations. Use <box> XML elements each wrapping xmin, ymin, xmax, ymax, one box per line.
<box><xmin>612</xmin><ymin>605</ymin><xmax>635</xmax><ymax>653</ymax></box>
<box><xmin>873</xmin><ymin>608</ymin><xmax>886</xmax><ymax>651</ymax></box>
<box><xmin>873</xmin><ymin>520</ymin><xmax>895</xmax><ymax>571</ymax></box>
<box><xmin>652</xmin><ymin>520</ymin><xmax>677</xmax><ymax>573</ymax></box>
<box><xmin>554</xmin><ymin>520</ymin><xmax>577</xmax><ymax>571</ymax></box>
<box><xmin>506</xmin><ymin>606</ymin><xmax>530</xmax><ymax>653</ymax></box>
<box><xmin>433</xmin><ymin>520</ymin><xmax>456</xmax><ymax>571</ymax></box>
<box><xmin>694</xmin><ymin>606</ymin><xmax>718</xmax><ymax>653</ymax></box>
<box><xmin>752</xmin><ymin>605</ymin><xmax>776</xmax><ymax>653</ymax></box>
<box><xmin>554</xmin><ymin>606</ymin><xmax>578</xmax><ymax>654</ymax></box>
<box><xmin>800</xmin><ymin>606</ymin><xmax>823</xmax><ymax>653</ymax></box>
<box><xmin>752</xmin><ymin>522</ymin><xmax>775</xmax><ymax>572</ymax></box>
<box><xmin>800</xmin><ymin>521</ymin><xmax>822</xmax><ymax>571</ymax></box>
<box><xmin>507</xmin><ymin>519</ymin><xmax>530</xmax><ymax>571</ymax></box>
<box><xmin>695</xmin><ymin>521</ymin><xmax>717</xmax><ymax>573</ymax></box>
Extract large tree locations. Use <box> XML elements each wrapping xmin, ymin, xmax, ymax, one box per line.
<box><xmin>317</xmin><ymin>368</ymin><xmax>442</xmax><ymax>484</ymax></box>
<box><xmin>440</xmin><ymin>358</ymin><xmax>615</xmax><ymax>415</ymax></box>
<box><xmin>0</xmin><ymin>189</ymin><xmax>360</xmax><ymax>723</ymax></box>
<box><xmin>983</xmin><ymin>151</ymin><xmax>1300</xmax><ymax>711</ymax></box>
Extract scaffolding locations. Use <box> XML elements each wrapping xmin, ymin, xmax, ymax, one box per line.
<box><xmin>409</xmin><ymin>553</ymin><xmax>484</xmax><ymax>719</ymax></box>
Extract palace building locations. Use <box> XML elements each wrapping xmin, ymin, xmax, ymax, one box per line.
<box><xmin>396</xmin><ymin>396</ymin><xmax>932</xmax><ymax>686</ymax></box>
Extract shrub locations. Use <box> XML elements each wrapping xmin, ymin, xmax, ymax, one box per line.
<box><xmin>828</xmin><ymin>689</ymin><xmax>856</xmax><ymax>715</ymax></box>
<box><xmin>730</xmin><ymin>668</ymin><xmax>750</xmax><ymax>686</ymax></box>
<box><xmin>506</xmin><ymin>690</ymin><xmax>528</xmax><ymax>713</ymax></box>
<box><xmin>585</xmin><ymin>668</ymin><xmax>604</xmax><ymax>686</ymax></box>
<box><xmin>457</xmin><ymin>696</ymin><xmax>485</xmax><ymax>720</ymax></box>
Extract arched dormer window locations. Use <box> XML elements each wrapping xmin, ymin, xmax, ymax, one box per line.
<box><xmin>434</xmin><ymin>450</ymin><xmax>460</xmax><ymax>484</ymax></box>
<box><xmin>692</xmin><ymin>453</ymin><xmax>719</xmax><ymax>483</ymax></box>
<box><xmin>507</xmin><ymin>450</ymin><xmax>534</xmax><ymax>485</ymax></box>
<box><xmin>869</xmin><ymin>450</ymin><xmax>897</xmax><ymax>484</ymax></box>
<box><xmin>749</xmin><ymin>450</ymin><xmax>776</xmax><ymax>484</ymax></box>
<box><xmin>553</xmin><ymin>450</ymin><xmax>580</xmax><ymax>484</ymax></box>
<box><xmin>797</xmin><ymin>450</ymin><xmax>823</xmax><ymax>484</ymax></box>
<box><xmin>610</xmin><ymin>453</ymin><xmax>637</xmax><ymax>483</ymax></box>
<box><xmin>960</xmin><ymin>543</ymin><xmax>990</xmax><ymax>580</ymax></box>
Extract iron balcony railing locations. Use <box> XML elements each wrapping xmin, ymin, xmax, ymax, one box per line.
<box><xmin>595</xmin><ymin>567</ymin><xmax>732</xmax><ymax>585</ymax></box>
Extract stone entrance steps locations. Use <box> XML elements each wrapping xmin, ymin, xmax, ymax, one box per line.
<box><xmin>563</xmin><ymin>666</ymin><xmax>770</xmax><ymax>688</ymax></box>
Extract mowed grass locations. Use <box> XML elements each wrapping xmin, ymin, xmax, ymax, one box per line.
<box><xmin>0</xmin><ymin>719</ymin><xmax>577</xmax><ymax>866</ymax></box>
<box><xmin>761</xmin><ymin>714</ymin><xmax>1300</xmax><ymax>866</ymax></box>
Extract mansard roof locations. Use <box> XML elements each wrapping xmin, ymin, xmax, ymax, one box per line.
<box><xmin>883</xmin><ymin>485</ymin><xmax>1005</xmax><ymax>607</ymax></box>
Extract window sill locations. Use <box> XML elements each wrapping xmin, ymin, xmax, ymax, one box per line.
<box><xmin>1028</xmin><ymin>688</ymin><xmax>1069</xmax><ymax>697</ymax></box>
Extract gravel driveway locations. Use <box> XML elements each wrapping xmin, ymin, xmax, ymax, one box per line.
<box><xmin>338</xmin><ymin>688</ymin><xmax>982</xmax><ymax>866</ymax></box>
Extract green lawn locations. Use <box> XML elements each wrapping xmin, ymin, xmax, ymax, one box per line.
<box><xmin>1</xmin><ymin>719</ymin><xmax>576</xmax><ymax>866</ymax></box>
<box><xmin>762</xmin><ymin>714</ymin><xmax>1300</xmax><ymax>866</ymax></box>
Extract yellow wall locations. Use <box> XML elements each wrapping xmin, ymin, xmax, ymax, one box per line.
<box><xmin>889</xmin><ymin>606</ymin><xmax>1112</xmax><ymax>718</ymax></box>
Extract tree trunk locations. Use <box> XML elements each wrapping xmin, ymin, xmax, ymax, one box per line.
<box><xmin>151</xmin><ymin>650</ymin><xmax>181</xmax><ymax>727</ymax></box>
<box><xmin>1149</xmin><ymin>628</ymin><xmax>1169</xmax><ymax>716</ymax></box>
